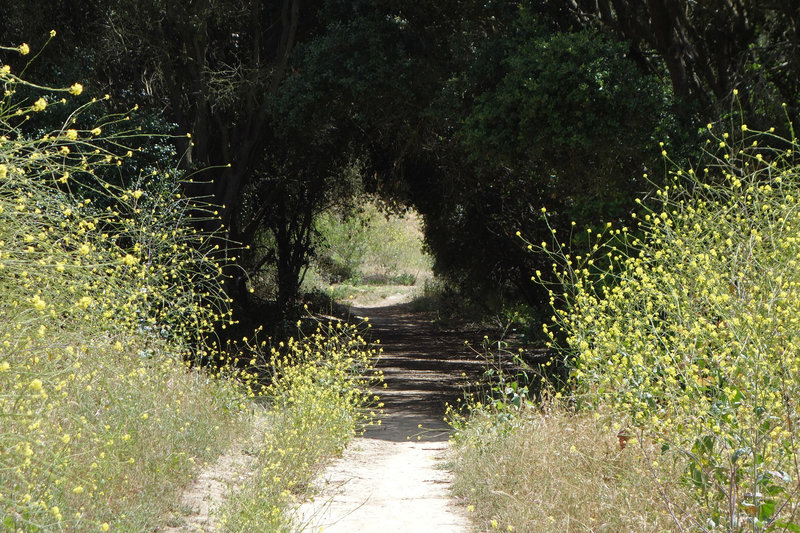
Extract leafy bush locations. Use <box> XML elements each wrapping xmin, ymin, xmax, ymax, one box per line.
<box><xmin>310</xmin><ymin>200</ymin><xmax>431</xmax><ymax>286</ymax></box>
<box><xmin>541</xmin><ymin>117</ymin><xmax>800</xmax><ymax>530</ymax></box>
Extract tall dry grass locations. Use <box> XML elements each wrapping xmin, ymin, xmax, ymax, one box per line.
<box><xmin>451</xmin><ymin>404</ymin><xmax>697</xmax><ymax>532</ymax></box>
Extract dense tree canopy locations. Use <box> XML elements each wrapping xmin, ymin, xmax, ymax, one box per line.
<box><xmin>2</xmin><ymin>0</ymin><xmax>798</xmax><ymax>320</ymax></box>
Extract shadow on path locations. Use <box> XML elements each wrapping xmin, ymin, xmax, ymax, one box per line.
<box><xmin>349</xmin><ymin>302</ymin><xmax>487</xmax><ymax>443</ymax></box>
<box><xmin>295</xmin><ymin>300</ymin><xmax>482</xmax><ymax>532</ymax></box>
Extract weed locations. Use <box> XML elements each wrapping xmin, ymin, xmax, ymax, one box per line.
<box><xmin>535</xmin><ymin>112</ymin><xmax>800</xmax><ymax>530</ymax></box>
<box><xmin>0</xmin><ymin>40</ymin><xmax>249</xmax><ymax>530</ymax></box>
<box><xmin>217</xmin><ymin>319</ymin><xmax>382</xmax><ymax>531</ymax></box>
<box><xmin>451</xmin><ymin>402</ymin><xmax>696</xmax><ymax>532</ymax></box>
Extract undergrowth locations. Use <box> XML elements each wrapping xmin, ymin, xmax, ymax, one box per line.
<box><xmin>0</xmin><ymin>38</ymin><xmax>381</xmax><ymax>532</ymax></box>
<box><xmin>0</xmin><ymin>39</ymin><xmax>254</xmax><ymax>531</ymax></box>
<box><xmin>450</xmin><ymin>403</ymin><xmax>697</xmax><ymax>532</ymax></box>
<box><xmin>453</xmin><ymin>102</ymin><xmax>800</xmax><ymax>531</ymax></box>
<box><xmin>306</xmin><ymin>200</ymin><xmax>431</xmax><ymax>289</ymax></box>
<box><xmin>218</xmin><ymin>319</ymin><xmax>382</xmax><ymax>532</ymax></box>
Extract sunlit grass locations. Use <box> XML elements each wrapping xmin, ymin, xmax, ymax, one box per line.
<box><xmin>451</xmin><ymin>402</ymin><xmax>697</xmax><ymax>532</ymax></box>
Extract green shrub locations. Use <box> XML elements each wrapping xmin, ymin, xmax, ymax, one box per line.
<box><xmin>310</xmin><ymin>200</ymin><xmax>431</xmax><ymax>286</ymax></box>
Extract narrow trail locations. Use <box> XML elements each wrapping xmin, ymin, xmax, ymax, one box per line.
<box><xmin>161</xmin><ymin>292</ymin><xmax>487</xmax><ymax>532</ymax></box>
<box><xmin>296</xmin><ymin>299</ymin><xmax>486</xmax><ymax>532</ymax></box>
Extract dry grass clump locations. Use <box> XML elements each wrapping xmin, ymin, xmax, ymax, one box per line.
<box><xmin>451</xmin><ymin>404</ymin><xmax>697</xmax><ymax>532</ymax></box>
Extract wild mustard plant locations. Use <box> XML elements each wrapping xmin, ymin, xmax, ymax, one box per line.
<box><xmin>535</xmin><ymin>117</ymin><xmax>800</xmax><ymax>530</ymax></box>
<box><xmin>219</xmin><ymin>318</ymin><xmax>382</xmax><ymax>532</ymax></box>
<box><xmin>0</xmin><ymin>42</ymin><xmax>248</xmax><ymax>530</ymax></box>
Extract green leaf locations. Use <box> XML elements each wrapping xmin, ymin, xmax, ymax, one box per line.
<box><xmin>772</xmin><ymin>520</ymin><xmax>800</xmax><ymax>532</ymax></box>
<box><xmin>758</xmin><ymin>499</ymin><xmax>776</xmax><ymax>521</ymax></box>
<box><xmin>689</xmin><ymin>462</ymin><xmax>706</xmax><ymax>489</ymax></box>
<box><xmin>732</xmin><ymin>447</ymin><xmax>750</xmax><ymax>464</ymax></box>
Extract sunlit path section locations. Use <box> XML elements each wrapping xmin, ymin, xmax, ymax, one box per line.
<box><xmin>296</xmin><ymin>299</ymin><xmax>483</xmax><ymax>532</ymax></box>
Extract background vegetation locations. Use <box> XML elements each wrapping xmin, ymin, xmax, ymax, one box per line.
<box><xmin>3</xmin><ymin>1</ymin><xmax>796</xmax><ymax>323</ymax></box>
<box><xmin>4</xmin><ymin>2</ymin><xmax>800</xmax><ymax>531</ymax></box>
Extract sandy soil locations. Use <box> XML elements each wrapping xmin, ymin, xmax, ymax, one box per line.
<box><xmin>161</xmin><ymin>417</ymin><xmax>267</xmax><ymax>532</ymax></box>
<box><xmin>295</xmin><ymin>297</ymin><xmax>486</xmax><ymax>532</ymax></box>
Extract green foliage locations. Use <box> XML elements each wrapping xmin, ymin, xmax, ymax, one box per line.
<box><xmin>218</xmin><ymin>320</ymin><xmax>382</xmax><ymax>531</ymax></box>
<box><xmin>540</xmin><ymin>119</ymin><xmax>800</xmax><ymax>530</ymax></box>
<box><xmin>8</xmin><ymin>0</ymin><xmax>800</xmax><ymax>319</ymax></box>
<box><xmin>311</xmin><ymin>209</ymin><xmax>372</xmax><ymax>284</ymax></box>
<box><xmin>0</xmin><ymin>49</ymin><xmax>251</xmax><ymax>530</ymax></box>
<box><xmin>412</xmin><ymin>7</ymin><xmax>675</xmax><ymax>311</ymax></box>
<box><xmin>565</xmin><ymin>1</ymin><xmax>800</xmax><ymax>130</ymax></box>
<box><xmin>309</xmin><ymin>200</ymin><xmax>431</xmax><ymax>286</ymax></box>
<box><xmin>464</xmin><ymin>24</ymin><xmax>664</xmax><ymax>175</ymax></box>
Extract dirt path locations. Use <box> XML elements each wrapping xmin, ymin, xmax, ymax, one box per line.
<box><xmin>161</xmin><ymin>292</ymin><xmax>485</xmax><ymax>532</ymax></box>
<box><xmin>295</xmin><ymin>299</ymin><xmax>485</xmax><ymax>532</ymax></box>
<box><xmin>161</xmin><ymin>416</ymin><xmax>267</xmax><ymax>532</ymax></box>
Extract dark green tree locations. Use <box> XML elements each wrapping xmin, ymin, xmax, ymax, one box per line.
<box><xmin>568</xmin><ymin>0</ymin><xmax>800</xmax><ymax>128</ymax></box>
<box><xmin>6</xmin><ymin>0</ymin><xmax>799</xmax><ymax>320</ymax></box>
